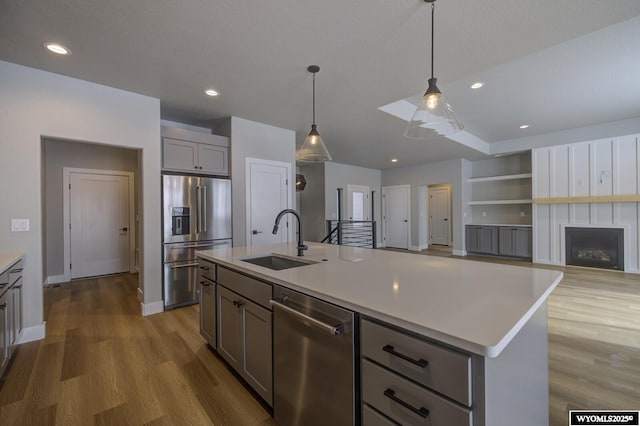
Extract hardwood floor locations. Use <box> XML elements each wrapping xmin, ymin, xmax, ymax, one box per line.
<box><xmin>0</xmin><ymin>274</ymin><xmax>275</xmax><ymax>425</ymax></box>
<box><xmin>1</xmin><ymin>257</ymin><xmax>639</xmax><ymax>425</ymax></box>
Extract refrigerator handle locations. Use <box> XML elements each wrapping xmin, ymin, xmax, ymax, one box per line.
<box><xmin>202</xmin><ymin>186</ymin><xmax>207</xmax><ymax>232</ymax></box>
<box><xmin>195</xmin><ymin>185</ymin><xmax>201</xmax><ymax>233</ymax></box>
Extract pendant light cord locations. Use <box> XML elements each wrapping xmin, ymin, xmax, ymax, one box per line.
<box><xmin>430</xmin><ymin>2</ymin><xmax>435</xmax><ymax>79</ymax></box>
<box><xmin>312</xmin><ymin>71</ymin><xmax>316</xmax><ymax>126</ymax></box>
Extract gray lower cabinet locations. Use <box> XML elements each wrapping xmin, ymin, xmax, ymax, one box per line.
<box><xmin>198</xmin><ymin>259</ymin><xmax>216</xmax><ymax>347</ymax></box>
<box><xmin>0</xmin><ymin>257</ymin><xmax>23</xmax><ymax>378</ymax></box>
<box><xmin>361</xmin><ymin>318</ymin><xmax>472</xmax><ymax>426</ymax></box>
<box><xmin>199</xmin><ymin>276</ymin><xmax>216</xmax><ymax>347</ymax></box>
<box><xmin>467</xmin><ymin>225</ymin><xmax>531</xmax><ymax>258</ymax></box>
<box><xmin>466</xmin><ymin>225</ymin><xmax>498</xmax><ymax>255</ymax></box>
<box><xmin>498</xmin><ymin>227</ymin><xmax>532</xmax><ymax>258</ymax></box>
<box><xmin>215</xmin><ymin>267</ymin><xmax>273</xmax><ymax>406</ymax></box>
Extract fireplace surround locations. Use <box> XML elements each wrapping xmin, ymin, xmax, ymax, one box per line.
<box><xmin>565</xmin><ymin>227</ymin><xmax>624</xmax><ymax>271</ymax></box>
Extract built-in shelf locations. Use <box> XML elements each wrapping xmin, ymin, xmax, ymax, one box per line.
<box><xmin>468</xmin><ymin>199</ymin><xmax>533</xmax><ymax>205</ymax></box>
<box><xmin>467</xmin><ymin>173</ymin><xmax>532</xmax><ymax>183</ymax></box>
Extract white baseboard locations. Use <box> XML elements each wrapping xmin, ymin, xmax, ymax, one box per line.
<box><xmin>410</xmin><ymin>245</ymin><xmax>421</xmax><ymax>251</ymax></box>
<box><xmin>453</xmin><ymin>249</ymin><xmax>467</xmax><ymax>256</ymax></box>
<box><xmin>45</xmin><ymin>275</ymin><xmax>67</xmax><ymax>286</ymax></box>
<box><xmin>141</xmin><ymin>301</ymin><xmax>164</xmax><ymax>316</ymax></box>
<box><xmin>137</xmin><ymin>287</ymin><xmax>144</xmax><ymax>303</ymax></box>
<box><xmin>18</xmin><ymin>322</ymin><xmax>46</xmax><ymax>343</ymax></box>
<box><xmin>532</xmin><ymin>259</ymin><xmax>562</xmax><ymax>266</ymax></box>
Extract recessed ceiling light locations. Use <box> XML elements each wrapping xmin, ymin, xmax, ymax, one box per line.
<box><xmin>43</xmin><ymin>42</ymin><xmax>71</xmax><ymax>55</ymax></box>
<box><xmin>391</xmin><ymin>158</ymin><xmax>398</xmax><ymax>163</ymax></box>
<box><xmin>470</xmin><ymin>82</ymin><xmax>484</xmax><ymax>89</ymax></box>
<box><xmin>205</xmin><ymin>89</ymin><xmax>219</xmax><ymax>97</ymax></box>
<box><xmin>519</xmin><ymin>124</ymin><xmax>529</xmax><ymax>129</ymax></box>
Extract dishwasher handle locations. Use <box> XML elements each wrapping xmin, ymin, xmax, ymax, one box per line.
<box><xmin>269</xmin><ymin>299</ymin><xmax>345</xmax><ymax>336</ymax></box>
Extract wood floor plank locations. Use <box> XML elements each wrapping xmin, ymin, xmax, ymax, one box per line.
<box><xmin>0</xmin><ymin>342</ymin><xmax>40</xmax><ymax>405</ymax></box>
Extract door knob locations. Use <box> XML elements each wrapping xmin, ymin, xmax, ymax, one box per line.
<box><xmin>252</xmin><ymin>230</ymin><xmax>263</xmax><ymax>235</ymax></box>
<box><xmin>120</xmin><ymin>227</ymin><xmax>128</xmax><ymax>232</ymax></box>
<box><xmin>444</xmin><ymin>218</ymin><xmax>448</xmax><ymax>221</ymax></box>
<box><xmin>403</xmin><ymin>220</ymin><xmax>408</xmax><ymax>223</ymax></box>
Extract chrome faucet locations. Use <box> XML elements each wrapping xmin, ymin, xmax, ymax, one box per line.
<box><xmin>272</xmin><ymin>209</ymin><xmax>308</xmax><ymax>256</ymax></box>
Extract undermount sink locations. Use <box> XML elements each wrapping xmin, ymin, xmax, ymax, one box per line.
<box><xmin>240</xmin><ymin>254</ymin><xmax>318</xmax><ymax>271</ymax></box>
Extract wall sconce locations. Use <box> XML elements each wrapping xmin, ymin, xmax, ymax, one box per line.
<box><xmin>296</xmin><ymin>174</ymin><xmax>307</xmax><ymax>192</ymax></box>
<box><xmin>599</xmin><ymin>171</ymin><xmax>611</xmax><ymax>184</ymax></box>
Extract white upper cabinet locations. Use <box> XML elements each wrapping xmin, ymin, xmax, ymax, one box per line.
<box><xmin>161</xmin><ymin>125</ymin><xmax>229</xmax><ymax>176</ymax></box>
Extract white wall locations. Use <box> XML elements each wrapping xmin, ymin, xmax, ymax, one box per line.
<box><xmin>228</xmin><ymin>116</ymin><xmax>296</xmax><ymax>246</ymax></box>
<box><xmin>382</xmin><ymin>159</ymin><xmax>466</xmax><ymax>252</ymax></box>
<box><xmin>324</xmin><ymin>162</ymin><xmax>382</xmax><ymax>246</ymax></box>
<box><xmin>0</xmin><ymin>60</ymin><xmax>162</xmax><ymax>338</ymax></box>
<box><xmin>532</xmin><ymin>134</ymin><xmax>640</xmax><ymax>272</ymax></box>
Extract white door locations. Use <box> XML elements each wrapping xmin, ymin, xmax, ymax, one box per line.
<box><xmin>429</xmin><ymin>186</ymin><xmax>451</xmax><ymax>245</ymax></box>
<box><xmin>247</xmin><ymin>159</ymin><xmax>291</xmax><ymax>246</ymax></box>
<box><xmin>346</xmin><ymin>185</ymin><xmax>370</xmax><ymax>221</ymax></box>
<box><xmin>70</xmin><ymin>172</ymin><xmax>130</xmax><ymax>278</ymax></box>
<box><xmin>382</xmin><ymin>185</ymin><xmax>410</xmax><ymax>249</ymax></box>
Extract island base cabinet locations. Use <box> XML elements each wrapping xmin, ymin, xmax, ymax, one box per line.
<box><xmin>217</xmin><ymin>285</ymin><xmax>273</xmax><ymax>406</ymax></box>
<box><xmin>362</xmin><ymin>359</ymin><xmax>471</xmax><ymax>426</ymax></box>
<box><xmin>198</xmin><ymin>276</ymin><xmax>216</xmax><ymax>348</ymax></box>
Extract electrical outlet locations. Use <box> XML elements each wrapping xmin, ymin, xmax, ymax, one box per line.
<box><xmin>520</xmin><ymin>211</ymin><xmax>525</xmax><ymax>217</ymax></box>
<box><xmin>482</xmin><ymin>211</ymin><xmax>487</xmax><ymax>217</ymax></box>
<box><xmin>11</xmin><ymin>218</ymin><xmax>30</xmax><ymax>232</ymax></box>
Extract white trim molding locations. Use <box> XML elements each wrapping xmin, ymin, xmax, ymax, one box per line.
<box><xmin>18</xmin><ymin>323</ymin><xmax>46</xmax><ymax>343</ymax></box>
<box><xmin>45</xmin><ymin>275</ymin><xmax>67</xmax><ymax>286</ymax></box>
<box><xmin>453</xmin><ymin>249</ymin><xmax>467</xmax><ymax>256</ymax></box>
<box><xmin>141</xmin><ymin>301</ymin><xmax>164</xmax><ymax>316</ymax></box>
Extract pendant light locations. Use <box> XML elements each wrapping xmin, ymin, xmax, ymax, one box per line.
<box><xmin>296</xmin><ymin>65</ymin><xmax>332</xmax><ymax>162</ymax></box>
<box><xmin>405</xmin><ymin>0</ymin><xmax>463</xmax><ymax>138</ymax></box>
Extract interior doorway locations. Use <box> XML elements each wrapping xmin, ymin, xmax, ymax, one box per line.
<box><xmin>346</xmin><ymin>184</ymin><xmax>370</xmax><ymax>221</ymax></box>
<box><xmin>64</xmin><ymin>168</ymin><xmax>135</xmax><ymax>279</ymax></box>
<box><xmin>382</xmin><ymin>185</ymin><xmax>410</xmax><ymax>249</ymax></box>
<box><xmin>246</xmin><ymin>158</ymin><xmax>292</xmax><ymax>246</ymax></box>
<box><xmin>42</xmin><ymin>138</ymin><xmax>140</xmax><ymax>285</ymax></box>
<box><xmin>429</xmin><ymin>184</ymin><xmax>452</xmax><ymax>246</ymax></box>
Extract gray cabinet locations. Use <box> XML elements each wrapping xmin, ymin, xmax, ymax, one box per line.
<box><xmin>361</xmin><ymin>318</ymin><xmax>472</xmax><ymax>426</ymax></box>
<box><xmin>216</xmin><ymin>266</ymin><xmax>273</xmax><ymax>406</ymax></box>
<box><xmin>0</xmin><ymin>257</ymin><xmax>23</xmax><ymax>378</ymax></box>
<box><xmin>161</xmin><ymin>125</ymin><xmax>229</xmax><ymax>176</ymax></box>
<box><xmin>498</xmin><ymin>227</ymin><xmax>532</xmax><ymax>258</ymax></box>
<box><xmin>198</xmin><ymin>259</ymin><xmax>216</xmax><ymax>347</ymax></box>
<box><xmin>467</xmin><ymin>225</ymin><xmax>531</xmax><ymax>259</ymax></box>
<box><xmin>466</xmin><ymin>225</ymin><xmax>498</xmax><ymax>255</ymax></box>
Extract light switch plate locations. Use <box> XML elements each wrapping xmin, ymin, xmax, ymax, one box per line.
<box><xmin>11</xmin><ymin>218</ymin><xmax>30</xmax><ymax>232</ymax></box>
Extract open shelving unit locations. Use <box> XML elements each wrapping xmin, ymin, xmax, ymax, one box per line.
<box><xmin>467</xmin><ymin>153</ymin><xmax>533</xmax><ymax>225</ymax></box>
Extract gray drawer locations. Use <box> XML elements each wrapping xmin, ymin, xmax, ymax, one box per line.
<box><xmin>198</xmin><ymin>258</ymin><xmax>216</xmax><ymax>281</ymax></box>
<box><xmin>363</xmin><ymin>404</ymin><xmax>398</xmax><ymax>426</ymax></box>
<box><xmin>362</xmin><ymin>359</ymin><xmax>471</xmax><ymax>426</ymax></box>
<box><xmin>217</xmin><ymin>266</ymin><xmax>272</xmax><ymax>310</ymax></box>
<box><xmin>361</xmin><ymin>319</ymin><xmax>472</xmax><ymax>406</ymax></box>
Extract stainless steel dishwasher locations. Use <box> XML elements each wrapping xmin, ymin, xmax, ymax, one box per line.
<box><xmin>271</xmin><ymin>285</ymin><xmax>358</xmax><ymax>426</ymax></box>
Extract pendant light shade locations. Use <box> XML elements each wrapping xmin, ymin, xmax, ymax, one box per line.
<box><xmin>405</xmin><ymin>0</ymin><xmax>463</xmax><ymax>138</ymax></box>
<box><xmin>297</xmin><ymin>65</ymin><xmax>332</xmax><ymax>163</ymax></box>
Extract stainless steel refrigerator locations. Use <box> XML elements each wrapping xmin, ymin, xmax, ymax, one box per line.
<box><xmin>162</xmin><ymin>175</ymin><xmax>232</xmax><ymax>309</ymax></box>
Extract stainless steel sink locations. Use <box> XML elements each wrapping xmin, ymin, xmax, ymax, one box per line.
<box><xmin>240</xmin><ymin>254</ymin><xmax>317</xmax><ymax>270</ymax></box>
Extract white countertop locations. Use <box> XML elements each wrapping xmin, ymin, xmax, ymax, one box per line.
<box><xmin>198</xmin><ymin>243</ymin><xmax>563</xmax><ymax>358</ymax></box>
<box><xmin>0</xmin><ymin>253</ymin><xmax>23</xmax><ymax>275</ymax></box>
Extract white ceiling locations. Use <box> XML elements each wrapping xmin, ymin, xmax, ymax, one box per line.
<box><xmin>1</xmin><ymin>0</ymin><xmax>640</xmax><ymax>169</ymax></box>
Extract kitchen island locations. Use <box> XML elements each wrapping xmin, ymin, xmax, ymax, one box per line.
<box><xmin>198</xmin><ymin>242</ymin><xmax>563</xmax><ymax>426</ymax></box>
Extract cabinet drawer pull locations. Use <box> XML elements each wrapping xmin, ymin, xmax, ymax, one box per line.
<box><xmin>382</xmin><ymin>345</ymin><xmax>429</xmax><ymax>368</ymax></box>
<box><xmin>199</xmin><ymin>266</ymin><xmax>211</xmax><ymax>271</ymax></box>
<box><xmin>383</xmin><ymin>388</ymin><xmax>430</xmax><ymax>419</ymax></box>
<box><xmin>0</xmin><ymin>303</ymin><xmax>6</xmax><ymax>310</ymax></box>
<box><xmin>232</xmin><ymin>300</ymin><xmax>243</xmax><ymax>308</ymax></box>
<box><xmin>199</xmin><ymin>281</ymin><xmax>211</xmax><ymax>287</ymax></box>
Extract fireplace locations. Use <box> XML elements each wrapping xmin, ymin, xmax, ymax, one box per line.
<box><xmin>565</xmin><ymin>227</ymin><xmax>624</xmax><ymax>271</ymax></box>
